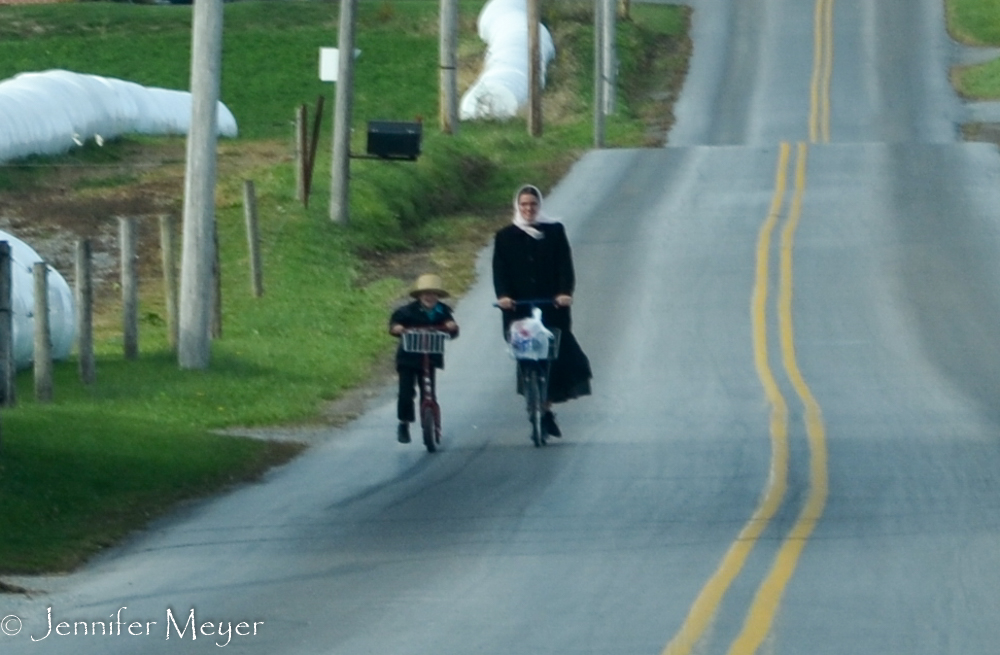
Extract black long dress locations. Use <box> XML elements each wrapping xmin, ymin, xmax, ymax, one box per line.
<box><xmin>492</xmin><ymin>222</ymin><xmax>592</xmax><ymax>403</ymax></box>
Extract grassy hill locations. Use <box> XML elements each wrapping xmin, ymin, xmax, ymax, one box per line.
<box><xmin>0</xmin><ymin>0</ymin><xmax>690</xmax><ymax>574</ymax></box>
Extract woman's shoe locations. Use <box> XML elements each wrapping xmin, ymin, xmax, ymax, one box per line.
<box><xmin>541</xmin><ymin>411</ymin><xmax>561</xmax><ymax>437</ymax></box>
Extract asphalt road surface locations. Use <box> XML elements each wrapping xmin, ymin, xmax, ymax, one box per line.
<box><xmin>6</xmin><ymin>0</ymin><xmax>1000</xmax><ymax>653</ymax></box>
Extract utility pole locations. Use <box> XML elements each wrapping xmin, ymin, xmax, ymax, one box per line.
<box><xmin>602</xmin><ymin>0</ymin><xmax>616</xmax><ymax>115</ymax></box>
<box><xmin>179</xmin><ymin>0</ymin><xmax>224</xmax><ymax>370</ymax></box>
<box><xmin>527</xmin><ymin>0</ymin><xmax>542</xmax><ymax>137</ymax></box>
<box><xmin>439</xmin><ymin>0</ymin><xmax>459</xmax><ymax>134</ymax></box>
<box><xmin>330</xmin><ymin>0</ymin><xmax>358</xmax><ymax>225</ymax></box>
<box><xmin>593</xmin><ymin>0</ymin><xmax>605</xmax><ymax>147</ymax></box>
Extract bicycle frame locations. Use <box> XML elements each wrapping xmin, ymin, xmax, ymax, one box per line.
<box><xmin>401</xmin><ymin>328</ymin><xmax>450</xmax><ymax>452</ymax></box>
<box><xmin>495</xmin><ymin>299</ymin><xmax>562</xmax><ymax>447</ymax></box>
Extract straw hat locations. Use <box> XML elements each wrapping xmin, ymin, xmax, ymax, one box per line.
<box><xmin>410</xmin><ymin>273</ymin><xmax>449</xmax><ymax>298</ymax></box>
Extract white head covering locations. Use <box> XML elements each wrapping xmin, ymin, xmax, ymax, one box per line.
<box><xmin>512</xmin><ymin>183</ymin><xmax>557</xmax><ymax>239</ymax></box>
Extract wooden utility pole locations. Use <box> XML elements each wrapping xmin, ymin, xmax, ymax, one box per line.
<box><xmin>439</xmin><ymin>0</ymin><xmax>459</xmax><ymax>134</ymax></box>
<box><xmin>179</xmin><ymin>0</ymin><xmax>224</xmax><ymax>369</ymax></box>
<box><xmin>330</xmin><ymin>0</ymin><xmax>358</xmax><ymax>225</ymax></box>
<box><xmin>602</xmin><ymin>0</ymin><xmax>616</xmax><ymax>115</ymax></box>
<box><xmin>593</xmin><ymin>0</ymin><xmax>605</xmax><ymax>147</ymax></box>
<box><xmin>527</xmin><ymin>0</ymin><xmax>542</xmax><ymax>137</ymax></box>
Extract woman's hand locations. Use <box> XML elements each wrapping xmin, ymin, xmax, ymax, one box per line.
<box><xmin>555</xmin><ymin>294</ymin><xmax>573</xmax><ymax>307</ymax></box>
<box><xmin>444</xmin><ymin>320</ymin><xmax>458</xmax><ymax>334</ymax></box>
<box><xmin>389</xmin><ymin>323</ymin><xmax>405</xmax><ymax>336</ymax></box>
<box><xmin>497</xmin><ymin>296</ymin><xmax>515</xmax><ymax>310</ymax></box>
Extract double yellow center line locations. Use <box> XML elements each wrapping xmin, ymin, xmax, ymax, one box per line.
<box><xmin>661</xmin><ymin>1</ymin><xmax>835</xmax><ymax>651</ymax></box>
<box><xmin>662</xmin><ymin>142</ymin><xmax>828</xmax><ymax>655</ymax></box>
<box><xmin>809</xmin><ymin>0</ymin><xmax>835</xmax><ymax>143</ymax></box>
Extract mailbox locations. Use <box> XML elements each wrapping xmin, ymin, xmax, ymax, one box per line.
<box><xmin>366</xmin><ymin>120</ymin><xmax>422</xmax><ymax>161</ymax></box>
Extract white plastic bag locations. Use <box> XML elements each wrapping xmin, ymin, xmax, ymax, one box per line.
<box><xmin>508</xmin><ymin>307</ymin><xmax>553</xmax><ymax>360</ymax></box>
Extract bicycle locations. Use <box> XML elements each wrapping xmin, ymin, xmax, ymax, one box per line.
<box><xmin>400</xmin><ymin>327</ymin><xmax>451</xmax><ymax>452</ymax></box>
<box><xmin>496</xmin><ymin>299</ymin><xmax>562</xmax><ymax>447</ymax></box>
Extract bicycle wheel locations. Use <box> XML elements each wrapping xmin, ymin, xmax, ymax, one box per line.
<box><xmin>421</xmin><ymin>404</ymin><xmax>437</xmax><ymax>453</ymax></box>
<box><xmin>433</xmin><ymin>404</ymin><xmax>442</xmax><ymax>446</ymax></box>
<box><xmin>524</xmin><ymin>367</ymin><xmax>545</xmax><ymax>447</ymax></box>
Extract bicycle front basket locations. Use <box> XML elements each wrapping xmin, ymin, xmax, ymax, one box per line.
<box><xmin>547</xmin><ymin>328</ymin><xmax>562</xmax><ymax>361</ymax></box>
<box><xmin>402</xmin><ymin>330</ymin><xmax>449</xmax><ymax>354</ymax></box>
<box><xmin>509</xmin><ymin>328</ymin><xmax>561</xmax><ymax>361</ymax></box>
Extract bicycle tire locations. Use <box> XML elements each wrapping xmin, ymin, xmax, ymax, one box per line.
<box><xmin>434</xmin><ymin>405</ymin><xmax>442</xmax><ymax>445</ymax></box>
<box><xmin>525</xmin><ymin>368</ymin><xmax>545</xmax><ymax>447</ymax></box>
<box><xmin>421</xmin><ymin>404</ymin><xmax>437</xmax><ymax>453</ymax></box>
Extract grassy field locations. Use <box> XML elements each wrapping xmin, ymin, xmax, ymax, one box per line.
<box><xmin>949</xmin><ymin>0</ymin><xmax>1000</xmax><ymax>97</ymax></box>
<box><xmin>0</xmin><ymin>0</ymin><xmax>690</xmax><ymax>574</ymax></box>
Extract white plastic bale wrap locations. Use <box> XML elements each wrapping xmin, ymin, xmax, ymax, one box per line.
<box><xmin>459</xmin><ymin>0</ymin><xmax>555</xmax><ymax>120</ymax></box>
<box><xmin>0</xmin><ymin>69</ymin><xmax>238</xmax><ymax>163</ymax></box>
<box><xmin>0</xmin><ymin>230</ymin><xmax>75</xmax><ymax>370</ymax></box>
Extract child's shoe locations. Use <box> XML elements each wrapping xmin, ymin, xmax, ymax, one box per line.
<box><xmin>397</xmin><ymin>422</ymin><xmax>411</xmax><ymax>443</ymax></box>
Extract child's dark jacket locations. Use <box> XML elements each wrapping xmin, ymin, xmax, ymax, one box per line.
<box><xmin>389</xmin><ymin>300</ymin><xmax>459</xmax><ymax>370</ymax></box>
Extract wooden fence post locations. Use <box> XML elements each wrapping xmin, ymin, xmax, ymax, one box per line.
<box><xmin>75</xmin><ymin>239</ymin><xmax>95</xmax><ymax>385</ymax></box>
<box><xmin>211</xmin><ymin>223</ymin><xmax>222</xmax><ymax>339</ymax></box>
<box><xmin>304</xmin><ymin>94</ymin><xmax>325</xmax><ymax>208</ymax></box>
<box><xmin>295</xmin><ymin>103</ymin><xmax>308</xmax><ymax>203</ymax></box>
<box><xmin>0</xmin><ymin>242</ymin><xmax>14</xmax><ymax>407</ymax></box>
<box><xmin>243</xmin><ymin>180</ymin><xmax>264</xmax><ymax>297</ymax></box>
<box><xmin>119</xmin><ymin>216</ymin><xmax>139</xmax><ymax>360</ymax></box>
<box><xmin>33</xmin><ymin>263</ymin><xmax>52</xmax><ymax>402</ymax></box>
<box><xmin>159</xmin><ymin>214</ymin><xmax>179</xmax><ymax>350</ymax></box>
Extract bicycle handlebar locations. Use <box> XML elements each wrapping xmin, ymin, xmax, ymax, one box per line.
<box><xmin>493</xmin><ymin>298</ymin><xmax>558</xmax><ymax>309</ymax></box>
<box><xmin>400</xmin><ymin>324</ymin><xmax>454</xmax><ymax>332</ymax></box>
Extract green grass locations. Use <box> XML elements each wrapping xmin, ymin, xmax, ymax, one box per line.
<box><xmin>0</xmin><ymin>0</ymin><xmax>689</xmax><ymax>574</ymax></box>
<box><xmin>949</xmin><ymin>0</ymin><xmax>1000</xmax><ymax>97</ymax></box>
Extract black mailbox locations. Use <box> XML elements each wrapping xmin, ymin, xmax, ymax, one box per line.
<box><xmin>366</xmin><ymin>120</ymin><xmax>422</xmax><ymax>161</ymax></box>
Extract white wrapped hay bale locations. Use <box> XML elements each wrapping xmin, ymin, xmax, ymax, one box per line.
<box><xmin>0</xmin><ymin>69</ymin><xmax>238</xmax><ymax>163</ymax></box>
<box><xmin>459</xmin><ymin>0</ymin><xmax>555</xmax><ymax>120</ymax></box>
<box><xmin>0</xmin><ymin>230</ymin><xmax>75</xmax><ymax>369</ymax></box>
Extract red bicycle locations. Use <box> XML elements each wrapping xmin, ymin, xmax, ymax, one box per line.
<box><xmin>401</xmin><ymin>328</ymin><xmax>451</xmax><ymax>452</ymax></box>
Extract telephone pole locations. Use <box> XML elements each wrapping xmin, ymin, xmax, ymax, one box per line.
<box><xmin>602</xmin><ymin>0</ymin><xmax>616</xmax><ymax>114</ymax></box>
<box><xmin>179</xmin><ymin>0</ymin><xmax>223</xmax><ymax>370</ymax></box>
<box><xmin>440</xmin><ymin>0</ymin><xmax>459</xmax><ymax>133</ymax></box>
<box><xmin>527</xmin><ymin>0</ymin><xmax>542</xmax><ymax>136</ymax></box>
<box><xmin>593</xmin><ymin>0</ymin><xmax>605</xmax><ymax>146</ymax></box>
<box><xmin>330</xmin><ymin>0</ymin><xmax>358</xmax><ymax>225</ymax></box>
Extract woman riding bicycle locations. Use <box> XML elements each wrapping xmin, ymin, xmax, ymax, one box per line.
<box><xmin>492</xmin><ymin>184</ymin><xmax>592</xmax><ymax>438</ymax></box>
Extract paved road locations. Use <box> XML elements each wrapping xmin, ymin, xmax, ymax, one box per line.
<box><xmin>6</xmin><ymin>0</ymin><xmax>1000</xmax><ymax>653</ymax></box>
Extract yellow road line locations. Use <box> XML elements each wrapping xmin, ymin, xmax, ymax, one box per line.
<box><xmin>661</xmin><ymin>142</ymin><xmax>793</xmax><ymax>655</ymax></box>
<box><xmin>809</xmin><ymin>0</ymin><xmax>834</xmax><ymax>143</ymax></box>
<box><xmin>727</xmin><ymin>142</ymin><xmax>829</xmax><ymax>654</ymax></box>
<box><xmin>662</xmin><ymin>0</ymin><xmax>834</xmax><ymax>642</ymax></box>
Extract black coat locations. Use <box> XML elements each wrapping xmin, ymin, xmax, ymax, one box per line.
<box><xmin>389</xmin><ymin>300</ymin><xmax>458</xmax><ymax>370</ymax></box>
<box><xmin>492</xmin><ymin>222</ymin><xmax>592</xmax><ymax>403</ymax></box>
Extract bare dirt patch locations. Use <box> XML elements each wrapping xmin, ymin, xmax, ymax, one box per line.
<box><xmin>0</xmin><ymin>139</ymin><xmax>289</xmax><ymax>310</ymax></box>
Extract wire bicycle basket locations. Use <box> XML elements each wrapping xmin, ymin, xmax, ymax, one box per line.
<box><xmin>402</xmin><ymin>330</ymin><xmax>450</xmax><ymax>354</ymax></box>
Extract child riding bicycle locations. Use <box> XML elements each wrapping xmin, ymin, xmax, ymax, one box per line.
<box><xmin>389</xmin><ymin>274</ymin><xmax>459</xmax><ymax>443</ymax></box>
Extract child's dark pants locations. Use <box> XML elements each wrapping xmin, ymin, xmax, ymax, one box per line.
<box><xmin>397</xmin><ymin>365</ymin><xmax>434</xmax><ymax>422</ymax></box>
